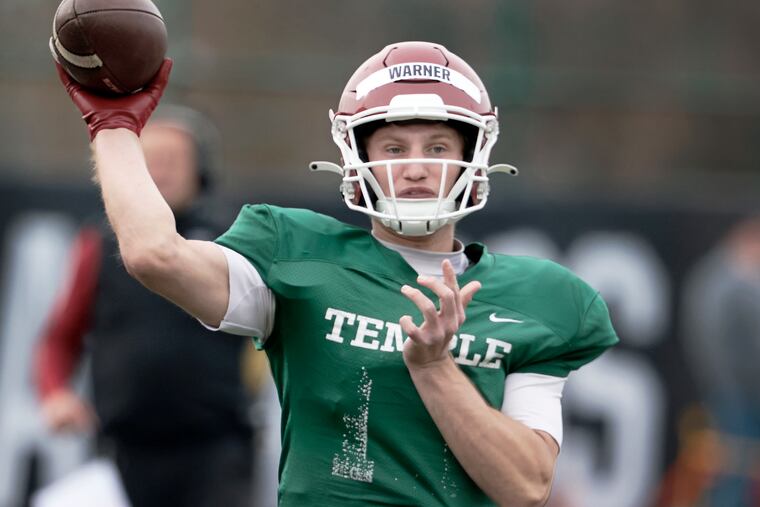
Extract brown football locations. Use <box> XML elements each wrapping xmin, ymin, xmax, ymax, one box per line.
<box><xmin>50</xmin><ymin>0</ymin><xmax>167</xmax><ymax>95</ymax></box>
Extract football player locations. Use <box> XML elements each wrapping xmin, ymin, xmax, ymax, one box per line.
<box><xmin>55</xmin><ymin>41</ymin><xmax>618</xmax><ymax>506</ymax></box>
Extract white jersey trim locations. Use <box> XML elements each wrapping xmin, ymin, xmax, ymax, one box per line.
<box><xmin>500</xmin><ymin>372</ymin><xmax>566</xmax><ymax>447</ymax></box>
<box><xmin>199</xmin><ymin>244</ymin><xmax>275</xmax><ymax>341</ymax></box>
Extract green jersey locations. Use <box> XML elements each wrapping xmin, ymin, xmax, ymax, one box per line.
<box><xmin>216</xmin><ymin>204</ymin><xmax>618</xmax><ymax>506</ymax></box>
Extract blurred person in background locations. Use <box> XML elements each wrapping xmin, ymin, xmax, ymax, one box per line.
<box><xmin>34</xmin><ymin>106</ymin><xmax>259</xmax><ymax>507</ymax></box>
<box><xmin>677</xmin><ymin>215</ymin><xmax>760</xmax><ymax>506</ymax></box>
<box><xmin>53</xmin><ymin>41</ymin><xmax>618</xmax><ymax>506</ymax></box>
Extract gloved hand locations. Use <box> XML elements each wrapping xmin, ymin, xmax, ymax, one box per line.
<box><xmin>55</xmin><ymin>59</ymin><xmax>173</xmax><ymax>141</ymax></box>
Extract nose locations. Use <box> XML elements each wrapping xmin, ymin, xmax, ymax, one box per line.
<box><xmin>401</xmin><ymin>161</ymin><xmax>428</xmax><ymax>181</ymax></box>
<box><xmin>400</xmin><ymin>146</ymin><xmax>429</xmax><ymax>181</ymax></box>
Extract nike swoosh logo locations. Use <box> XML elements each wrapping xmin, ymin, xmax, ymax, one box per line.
<box><xmin>489</xmin><ymin>313</ymin><xmax>524</xmax><ymax>323</ymax></box>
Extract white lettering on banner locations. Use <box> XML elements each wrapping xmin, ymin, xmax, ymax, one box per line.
<box><xmin>387</xmin><ymin>64</ymin><xmax>451</xmax><ymax>82</ymax></box>
<box><xmin>324</xmin><ymin>307</ymin><xmax>511</xmax><ymax>369</ymax></box>
<box><xmin>355</xmin><ymin>62</ymin><xmax>481</xmax><ymax>103</ymax></box>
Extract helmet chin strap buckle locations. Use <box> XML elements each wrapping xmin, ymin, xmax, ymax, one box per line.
<box><xmin>401</xmin><ymin>220</ymin><xmax>432</xmax><ymax>236</ymax></box>
<box><xmin>377</xmin><ymin>198</ymin><xmax>455</xmax><ymax>236</ymax></box>
<box><xmin>383</xmin><ymin>218</ymin><xmax>442</xmax><ymax>236</ymax></box>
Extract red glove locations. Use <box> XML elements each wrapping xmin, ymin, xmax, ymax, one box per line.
<box><xmin>55</xmin><ymin>59</ymin><xmax>173</xmax><ymax>141</ymax></box>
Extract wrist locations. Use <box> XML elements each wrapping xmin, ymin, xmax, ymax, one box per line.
<box><xmin>406</xmin><ymin>353</ymin><xmax>458</xmax><ymax>378</ymax></box>
<box><xmin>92</xmin><ymin>127</ymin><xmax>140</xmax><ymax>144</ymax></box>
<box><xmin>406</xmin><ymin>355</ymin><xmax>476</xmax><ymax>406</ymax></box>
<box><xmin>85</xmin><ymin>111</ymin><xmax>143</xmax><ymax>141</ymax></box>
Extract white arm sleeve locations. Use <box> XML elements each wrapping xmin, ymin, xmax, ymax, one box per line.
<box><xmin>500</xmin><ymin>372</ymin><xmax>567</xmax><ymax>447</ymax></box>
<box><xmin>199</xmin><ymin>244</ymin><xmax>275</xmax><ymax>341</ymax></box>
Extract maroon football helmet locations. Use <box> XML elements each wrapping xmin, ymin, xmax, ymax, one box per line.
<box><xmin>310</xmin><ymin>41</ymin><xmax>517</xmax><ymax>236</ymax></box>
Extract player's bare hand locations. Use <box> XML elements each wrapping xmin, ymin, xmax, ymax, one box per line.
<box><xmin>399</xmin><ymin>259</ymin><xmax>481</xmax><ymax>369</ymax></box>
<box><xmin>41</xmin><ymin>389</ymin><xmax>97</xmax><ymax>434</ymax></box>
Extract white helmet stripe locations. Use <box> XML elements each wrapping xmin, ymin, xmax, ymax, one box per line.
<box><xmin>355</xmin><ymin>62</ymin><xmax>481</xmax><ymax>104</ymax></box>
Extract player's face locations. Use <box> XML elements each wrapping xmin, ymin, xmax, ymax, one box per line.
<box><xmin>364</xmin><ymin>122</ymin><xmax>465</xmax><ymax>199</ymax></box>
<box><xmin>141</xmin><ymin>122</ymin><xmax>200</xmax><ymax>212</ymax></box>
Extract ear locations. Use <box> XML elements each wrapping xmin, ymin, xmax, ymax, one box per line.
<box><xmin>469</xmin><ymin>168</ymin><xmax>487</xmax><ymax>205</ymax></box>
<box><xmin>348</xmin><ymin>170</ymin><xmax>362</xmax><ymax>205</ymax></box>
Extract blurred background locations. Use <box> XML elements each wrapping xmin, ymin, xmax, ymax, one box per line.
<box><xmin>1</xmin><ymin>1</ymin><xmax>759</xmax><ymax>506</ymax></box>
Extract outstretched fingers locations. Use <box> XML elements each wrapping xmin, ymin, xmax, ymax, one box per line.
<box><xmin>414</xmin><ymin>275</ymin><xmax>460</xmax><ymax>337</ymax></box>
<box><xmin>460</xmin><ymin>280</ymin><xmax>482</xmax><ymax>310</ymax></box>
<box><xmin>399</xmin><ymin>270</ymin><xmax>483</xmax><ymax>368</ymax></box>
<box><xmin>398</xmin><ymin>314</ymin><xmax>420</xmax><ymax>340</ymax></box>
<box><xmin>441</xmin><ymin>260</ymin><xmax>465</xmax><ymax>325</ymax></box>
<box><xmin>401</xmin><ymin>284</ymin><xmax>439</xmax><ymax>325</ymax></box>
<box><xmin>399</xmin><ymin>265</ymin><xmax>483</xmax><ymax>346</ymax></box>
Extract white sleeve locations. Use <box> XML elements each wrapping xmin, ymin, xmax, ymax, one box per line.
<box><xmin>500</xmin><ymin>372</ymin><xmax>566</xmax><ymax>447</ymax></box>
<box><xmin>199</xmin><ymin>244</ymin><xmax>275</xmax><ymax>341</ymax></box>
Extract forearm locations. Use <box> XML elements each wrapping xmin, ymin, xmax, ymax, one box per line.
<box><xmin>408</xmin><ymin>357</ymin><xmax>556</xmax><ymax>507</ymax></box>
<box><xmin>91</xmin><ymin>128</ymin><xmax>180</xmax><ymax>267</ymax></box>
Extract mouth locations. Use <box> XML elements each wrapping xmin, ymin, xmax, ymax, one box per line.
<box><xmin>396</xmin><ymin>187</ymin><xmax>437</xmax><ymax>198</ymax></box>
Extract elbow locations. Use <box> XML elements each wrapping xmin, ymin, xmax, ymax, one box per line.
<box><xmin>520</xmin><ymin>472</ymin><xmax>554</xmax><ymax>507</ymax></box>
<box><xmin>496</xmin><ymin>468</ymin><xmax>554</xmax><ymax>507</ymax></box>
<box><xmin>525</xmin><ymin>484</ymin><xmax>552</xmax><ymax>507</ymax></box>
<box><xmin>120</xmin><ymin>235</ymin><xmax>181</xmax><ymax>284</ymax></box>
<box><xmin>498</xmin><ymin>485</ymin><xmax>551</xmax><ymax>507</ymax></box>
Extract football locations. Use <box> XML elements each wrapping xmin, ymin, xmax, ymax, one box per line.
<box><xmin>50</xmin><ymin>0</ymin><xmax>167</xmax><ymax>95</ymax></box>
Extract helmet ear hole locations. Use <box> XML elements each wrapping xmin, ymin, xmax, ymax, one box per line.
<box><xmin>351</xmin><ymin>181</ymin><xmax>362</xmax><ymax>205</ymax></box>
<box><xmin>470</xmin><ymin>183</ymin><xmax>482</xmax><ymax>205</ymax></box>
<box><xmin>470</xmin><ymin>169</ymin><xmax>490</xmax><ymax>205</ymax></box>
<box><xmin>341</xmin><ymin>170</ymin><xmax>364</xmax><ymax>205</ymax></box>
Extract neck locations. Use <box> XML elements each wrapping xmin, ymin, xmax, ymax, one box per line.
<box><xmin>371</xmin><ymin>220</ymin><xmax>457</xmax><ymax>253</ymax></box>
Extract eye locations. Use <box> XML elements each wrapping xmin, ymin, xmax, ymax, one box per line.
<box><xmin>428</xmin><ymin>145</ymin><xmax>449</xmax><ymax>155</ymax></box>
<box><xmin>385</xmin><ymin>146</ymin><xmax>404</xmax><ymax>155</ymax></box>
